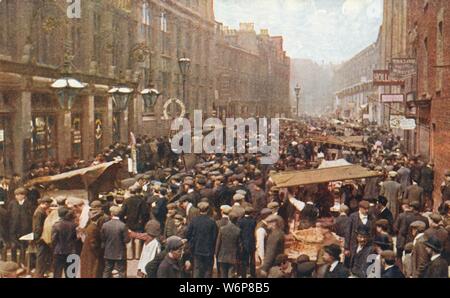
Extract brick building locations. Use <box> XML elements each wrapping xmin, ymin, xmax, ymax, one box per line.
<box><xmin>214</xmin><ymin>23</ymin><xmax>291</xmax><ymax>119</ymax></box>
<box><xmin>0</xmin><ymin>0</ymin><xmax>290</xmax><ymax>177</ymax></box>
<box><xmin>406</xmin><ymin>0</ymin><xmax>450</xmax><ymax>207</ymax></box>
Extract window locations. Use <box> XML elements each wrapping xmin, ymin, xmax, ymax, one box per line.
<box><xmin>161</xmin><ymin>12</ymin><xmax>168</xmax><ymax>32</ymax></box>
<box><xmin>142</xmin><ymin>2</ymin><xmax>151</xmax><ymax>25</ymax></box>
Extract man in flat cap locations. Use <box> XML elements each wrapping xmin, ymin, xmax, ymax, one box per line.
<box><xmin>186</xmin><ymin>202</ymin><xmax>217</xmax><ymax>278</ymax></box>
<box><xmin>231</xmin><ymin>194</ymin><xmax>246</xmax><ymax>220</ymax></box>
<box><xmin>267</xmin><ymin>201</ymin><xmax>280</xmax><ymax>215</ymax></box>
<box><xmin>259</xmin><ymin>214</ymin><xmax>285</xmax><ymax>277</ymax></box>
<box><xmin>237</xmin><ymin>206</ymin><xmax>257</xmax><ymax>278</ymax></box>
<box><xmin>421</xmin><ymin>235</ymin><xmax>449</xmax><ymax>278</ymax></box>
<box><xmin>179</xmin><ymin>195</ymin><xmax>199</xmax><ymax>225</ymax></box>
<box><xmin>255</xmin><ymin>209</ymin><xmax>272</xmax><ymax>267</ymax></box>
<box><xmin>344</xmin><ymin>200</ymin><xmax>373</xmax><ymax>261</ymax></box>
<box><xmin>137</xmin><ymin>220</ymin><xmax>162</xmax><ymax>278</ymax></box>
<box><xmin>121</xmin><ymin>189</ymin><xmax>150</xmax><ymax>260</ymax></box>
<box><xmin>52</xmin><ymin>207</ymin><xmax>78</xmax><ymax>278</ymax></box>
<box><xmin>215</xmin><ymin>211</ymin><xmax>241</xmax><ymax>278</ymax></box>
<box><xmin>380</xmin><ymin>250</ymin><xmax>405</xmax><ymax>278</ymax></box>
<box><xmin>217</xmin><ymin>205</ymin><xmax>231</xmax><ymax>229</ymax></box>
<box><xmin>419</xmin><ymin>162</ymin><xmax>434</xmax><ymax>210</ymax></box>
<box><xmin>380</xmin><ymin>172</ymin><xmax>402</xmax><ymax>219</ymax></box>
<box><xmin>101</xmin><ymin>206</ymin><xmax>130</xmax><ymax>278</ymax></box>
<box><xmin>33</xmin><ymin>197</ymin><xmax>53</xmax><ymax>277</ymax></box>
<box><xmin>163</xmin><ymin>203</ymin><xmax>178</xmax><ymax>239</ymax></box>
<box><xmin>156</xmin><ymin>236</ymin><xmax>185</xmax><ymax>278</ymax></box>
<box><xmin>404</xmin><ymin>180</ymin><xmax>424</xmax><ymax>212</ymax></box>
<box><xmin>8</xmin><ymin>187</ymin><xmax>33</xmax><ymax>265</ymax></box>
<box><xmin>410</xmin><ymin>220</ymin><xmax>428</xmax><ymax>278</ymax></box>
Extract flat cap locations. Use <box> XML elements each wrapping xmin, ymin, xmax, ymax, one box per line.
<box><xmin>260</xmin><ymin>208</ymin><xmax>273</xmax><ymax>216</ymax></box>
<box><xmin>197</xmin><ymin>201</ymin><xmax>209</xmax><ymax>212</ymax></box>
<box><xmin>233</xmin><ymin>194</ymin><xmax>245</xmax><ymax>202</ymax></box>
<box><xmin>410</xmin><ymin>220</ymin><xmax>426</xmax><ymax>231</ymax></box>
<box><xmin>358</xmin><ymin>200</ymin><xmax>370</xmax><ymax>209</ymax></box>
<box><xmin>265</xmin><ymin>214</ymin><xmax>283</xmax><ymax>223</ymax></box>
<box><xmin>145</xmin><ymin>220</ymin><xmax>161</xmax><ymax>237</ymax></box>
<box><xmin>244</xmin><ymin>206</ymin><xmax>254</xmax><ymax>214</ymax></box>
<box><xmin>389</xmin><ymin>171</ymin><xmax>398</xmax><ymax>178</ymax></box>
<box><xmin>404</xmin><ymin>242</ymin><xmax>414</xmax><ymax>253</ymax></box>
<box><xmin>166</xmin><ymin>236</ymin><xmax>184</xmax><ymax>251</ymax></box>
<box><xmin>429</xmin><ymin>213</ymin><xmax>442</xmax><ymax>224</ymax></box>
<box><xmin>236</xmin><ymin>189</ymin><xmax>247</xmax><ymax>196</ymax></box>
<box><xmin>14</xmin><ymin>187</ymin><xmax>27</xmax><ymax>196</ymax></box>
<box><xmin>220</xmin><ymin>205</ymin><xmax>232</xmax><ymax>215</ymax></box>
<box><xmin>375</xmin><ymin>219</ymin><xmax>389</xmax><ymax>228</ymax></box>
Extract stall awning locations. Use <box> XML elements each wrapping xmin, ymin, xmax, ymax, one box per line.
<box><xmin>318</xmin><ymin>159</ymin><xmax>352</xmax><ymax>169</ymax></box>
<box><xmin>271</xmin><ymin>165</ymin><xmax>382</xmax><ymax>188</ymax></box>
<box><xmin>27</xmin><ymin>159</ymin><xmax>122</xmax><ymax>191</ymax></box>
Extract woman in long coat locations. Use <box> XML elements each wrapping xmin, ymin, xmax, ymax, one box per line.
<box><xmin>80</xmin><ymin>209</ymin><xmax>104</xmax><ymax>278</ymax></box>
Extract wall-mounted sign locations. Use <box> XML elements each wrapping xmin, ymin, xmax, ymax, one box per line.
<box><xmin>390</xmin><ymin>58</ymin><xmax>417</xmax><ymax>79</ymax></box>
<box><xmin>373</xmin><ymin>70</ymin><xmax>405</xmax><ymax>86</ymax></box>
<box><xmin>400</xmin><ymin>118</ymin><xmax>416</xmax><ymax>130</ymax></box>
<box><xmin>381</xmin><ymin>94</ymin><xmax>405</xmax><ymax>103</ymax></box>
<box><xmin>95</xmin><ymin>119</ymin><xmax>103</xmax><ymax>140</ymax></box>
<box><xmin>390</xmin><ymin>115</ymin><xmax>406</xmax><ymax>129</ymax></box>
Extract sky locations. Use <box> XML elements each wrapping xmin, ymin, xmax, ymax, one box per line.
<box><xmin>214</xmin><ymin>0</ymin><xmax>383</xmax><ymax>64</ymax></box>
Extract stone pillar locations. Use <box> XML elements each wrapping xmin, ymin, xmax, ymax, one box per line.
<box><xmin>12</xmin><ymin>91</ymin><xmax>32</xmax><ymax>176</ymax></box>
<box><xmin>103</xmin><ymin>97</ymin><xmax>114</xmax><ymax>146</ymax></box>
<box><xmin>56</xmin><ymin>111</ymin><xmax>72</xmax><ymax>164</ymax></box>
<box><xmin>82</xmin><ymin>95</ymin><xmax>95</xmax><ymax>160</ymax></box>
<box><xmin>128</xmin><ymin>95</ymin><xmax>142</xmax><ymax>136</ymax></box>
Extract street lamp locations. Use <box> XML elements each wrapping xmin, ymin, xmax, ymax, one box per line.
<box><xmin>178</xmin><ymin>57</ymin><xmax>191</xmax><ymax>108</ymax></box>
<box><xmin>294</xmin><ymin>84</ymin><xmax>301</xmax><ymax>117</ymax></box>
<box><xmin>51</xmin><ymin>54</ymin><xmax>86</xmax><ymax>110</ymax></box>
<box><xmin>140</xmin><ymin>88</ymin><xmax>161</xmax><ymax>109</ymax></box>
<box><xmin>108</xmin><ymin>86</ymin><xmax>134</xmax><ymax>112</ymax></box>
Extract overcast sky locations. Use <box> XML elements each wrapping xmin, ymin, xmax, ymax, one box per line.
<box><xmin>214</xmin><ymin>0</ymin><xmax>383</xmax><ymax>64</ymax></box>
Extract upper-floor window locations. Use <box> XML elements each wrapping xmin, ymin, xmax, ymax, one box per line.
<box><xmin>142</xmin><ymin>2</ymin><xmax>151</xmax><ymax>26</ymax></box>
<box><xmin>161</xmin><ymin>12</ymin><xmax>168</xmax><ymax>32</ymax></box>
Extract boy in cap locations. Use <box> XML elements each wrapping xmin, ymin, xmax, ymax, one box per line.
<box><xmin>156</xmin><ymin>236</ymin><xmax>185</xmax><ymax>278</ymax></box>
<box><xmin>33</xmin><ymin>197</ymin><xmax>53</xmax><ymax>277</ymax></box>
<box><xmin>259</xmin><ymin>215</ymin><xmax>284</xmax><ymax>277</ymax></box>
<box><xmin>8</xmin><ymin>187</ymin><xmax>33</xmax><ymax>265</ymax></box>
<box><xmin>137</xmin><ymin>220</ymin><xmax>162</xmax><ymax>278</ymax></box>
<box><xmin>163</xmin><ymin>203</ymin><xmax>178</xmax><ymax>239</ymax></box>
<box><xmin>344</xmin><ymin>200</ymin><xmax>373</xmax><ymax>261</ymax></box>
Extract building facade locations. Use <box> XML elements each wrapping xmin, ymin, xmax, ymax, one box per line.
<box><xmin>214</xmin><ymin>23</ymin><xmax>291</xmax><ymax>120</ymax></box>
<box><xmin>333</xmin><ymin>40</ymin><xmax>381</xmax><ymax>123</ymax></box>
<box><xmin>406</xmin><ymin>0</ymin><xmax>450</xmax><ymax>206</ymax></box>
<box><xmin>0</xmin><ymin>0</ymin><xmax>290</xmax><ymax>177</ymax></box>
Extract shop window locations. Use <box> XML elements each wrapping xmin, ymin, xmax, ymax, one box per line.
<box><xmin>72</xmin><ymin>114</ymin><xmax>82</xmax><ymax>158</ymax></box>
<box><xmin>31</xmin><ymin>115</ymin><xmax>57</xmax><ymax>162</ymax></box>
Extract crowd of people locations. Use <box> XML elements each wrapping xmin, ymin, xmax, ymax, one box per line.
<box><xmin>0</xmin><ymin>118</ymin><xmax>449</xmax><ymax>278</ymax></box>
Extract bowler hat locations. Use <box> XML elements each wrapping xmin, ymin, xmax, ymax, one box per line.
<box><xmin>423</xmin><ymin>235</ymin><xmax>443</xmax><ymax>252</ymax></box>
<box><xmin>323</xmin><ymin>244</ymin><xmax>341</xmax><ymax>261</ymax></box>
<box><xmin>375</xmin><ymin>219</ymin><xmax>389</xmax><ymax>229</ymax></box>
<box><xmin>410</xmin><ymin>220</ymin><xmax>426</xmax><ymax>231</ymax></box>
<box><xmin>373</xmin><ymin>234</ymin><xmax>392</xmax><ymax>250</ymax></box>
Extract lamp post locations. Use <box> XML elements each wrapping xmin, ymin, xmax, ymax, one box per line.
<box><xmin>294</xmin><ymin>84</ymin><xmax>301</xmax><ymax>118</ymax></box>
<box><xmin>140</xmin><ymin>88</ymin><xmax>161</xmax><ymax>110</ymax></box>
<box><xmin>178</xmin><ymin>56</ymin><xmax>191</xmax><ymax>115</ymax></box>
<box><xmin>108</xmin><ymin>86</ymin><xmax>134</xmax><ymax>112</ymax></box>
<box><xmin>51</xmin><ymin>54</ymin><xmax>86</xmax><ymax>111</ymax></box>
